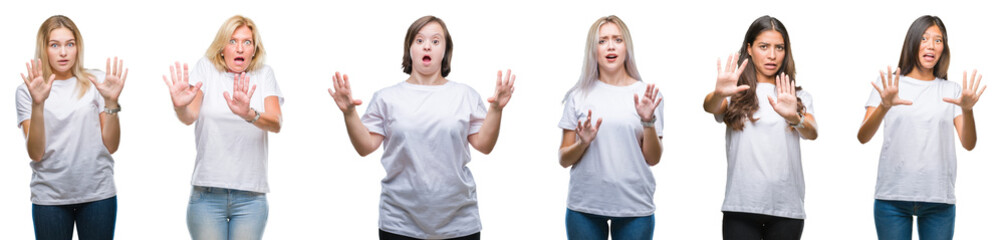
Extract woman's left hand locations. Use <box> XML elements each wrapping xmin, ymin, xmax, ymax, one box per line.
<box><xmin>634</xmin><ymin>83</ymin><xmax>662</xmax><ymax>122</ymax></box>
<box><xmin>487</xmin><ymin>69</ymin><xmax>515</xmax><ymax>110</ymax></box>
<box><xmin>768</xmin><ymin>72</ymin><xmax>800</xmax><ymax>122</ymax></box>
<box><xmin>223</xmin><ymin>72</ymin><xmax>257</xmax><ymax>120</ymax></box>
<box><xmin>943</xmin><ymin>69</ymin><xmax>987</xmax><ymax>111</ymax></box>
<box><xmin>89</xmin><ymin>57</ymin><xmax>128</xmax><ymax>106</ymax></box>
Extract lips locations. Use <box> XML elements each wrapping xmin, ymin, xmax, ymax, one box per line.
<box><xmin>922</xmin><ymin>53</ymin><xmax>936</xmax><ymax>61</ymax></box>
<box><xmin>422</xmin><ymin>55</ymin><xmax>432</xmax><ymax>64</ymax></box>
<box><xmin>233</xmin><ymin>57</ymin><xmax>245</xmax><ymax>65</ymax></box>
<box><xmin>57</xmin><ymin>59</ymin><xmax>70</xmax><ymax>65</ymax></box>
<box><xmin>605</xmin><ymin>54</ymin><xmax>618</xmax><ymax>62</ymax></box>
<box><xmin>764</xmin><ymin>62</ymin><xmax>777</xmax><ymax>70</ymax></box>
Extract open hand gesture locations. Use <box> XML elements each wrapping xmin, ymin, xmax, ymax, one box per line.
<box><xmin>871</xmin><ymin>66</ymin><xmax>913</xmax><ymax>107</ymax></box>
<box><xmin>715</xmin><ymin>52</ymin><xmax>750</xmax><ymax>97</ymax></box>
<box><xmin>163</xmin><ymin>62</ymin><xmax>203</xmax><ymax>108</ymax></box>
<box><xmin>90</xmin><ymin>57</ymin><xmax>128</xmax><ymax>104</ymax></box>
<box><xmin>576</xmin><ymin>110</ymin><xmax>602</xmax><ymax>145</ymax></box>
<box><xmin>20</xmin><ymin>59</ymin><xmax>55</xmax><ymax>105</ymax></box>
<box><xmin>223</xmin><ymin>72</ymin><xmax>256</xmax><ymax>119</ymax></box>
<box><xmin>634</xmin><ymin>83</ymin><xmax>662</xmax><ymax>122</ymax></box>
<box><xmin>767</xmin><ymin>73</ymin><xmax>799</xmax><ymax>120</ymax></box>
<box><xmin>943</xmin><ymin>69</ymin><xmax>987</xmax><ymax>111</ymax></box>
<box><xmin>487</xmin><ymin>69</ymin><xmax>515</xmax><ymax>110</ymax></box>
<box><xmin>328</xmin><ymin>72</ymin><xmax>362</xmax><ymax>113</ymax></box>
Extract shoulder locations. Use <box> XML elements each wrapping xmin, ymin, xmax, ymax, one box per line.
<box><xmin>252</xmin><ymin>64</ymin><xmax>274</xmax><ymax>75</ymax></box>
<box><xmin>85</xmin><ymin>69</ymin><xmax>105</xmax><ymax>83</ymax></box>
<box><xmin>938</xmin><ymin>78</ymin><xmax>961</xmax><ymax>89</ymax></box>
<box><xmin>796</xmin><ymin>88</ymin><xmax>813</xmax><ymax>99</ymax></box>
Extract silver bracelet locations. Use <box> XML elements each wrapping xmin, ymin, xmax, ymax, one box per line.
<box><xmin>246</xmin><ymin>109</ymin><xmax>260</xmax><ymax>123</ymax></box>
<box><xmin>641</xmin><ymin>115</ymin><xmax>656</xmax><ymax>128</ymax></box>
<box><xmin>103</xmin><ymin>104</ymin><xmax>122</xmax><ymax>115</ymax></box>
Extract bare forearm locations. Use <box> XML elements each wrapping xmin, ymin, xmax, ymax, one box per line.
<box><xmin>641</xmin><ymin>127</ymin><xmax>662</xmax><ymax>166</ymax></box>
<box><xmin>793</xmin><ymin>114</ymin><xmax>818</xmax><ymax>140</ymax></box>
<box><xmin>857</xmin><ymin>106</ymin><xmax>888</xmax><ymax>143</ymax></box>
<box><xmin>703</xmin><ymin>92</ymin><xmax>727</xmax><ymax>114</ymax></box>
<box><xmin>26</xmin><ymin>104</ymin><xmax>46</xmax><ymax>161</ymax></box>
<box><xmin>343</xmin><ymin>110</ymin><xmax>379</xmax><ymax>156</ymax></box>
<box><xmin>472</xmin><ymin>107</ymin><xmax>503</xmax><ymax>154</ymax></box>
<box><xmin>100</xmin><ymin>113</ymin><xmax>121</xmax><ymax>154</ymax></box>
<box><xmin>174</xmin><ymin>104</ymin><xmax>198</xmax><ymax>125</ymax></box>
<box><xmin>559</xmin><ymin>140</ymin><xmax>588</xmax><ymax>168</ymax></box>
<box><xmin>247</xmin><ymin>110</ymin><xmax>281</xmax><ymax>133</ymax></box>
<box><xmin>960</xmin><ymin>110</ymin><xmax>977</xmax><ymax>150</ymax></box>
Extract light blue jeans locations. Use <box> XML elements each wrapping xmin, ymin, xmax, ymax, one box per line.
<box><xmin>187</xmin><ymin>186</ymin><xmax>268</xmax><ymax>240</ymax></box>
<box><xmin>874</xmin><ymin>199</ymin><xmax>955</xmax><ymax>240</ymax></box>
<box><xmin>566</xmin><ymin>208</ymin><xmax>655</xmax><ymax>240</ymax></box>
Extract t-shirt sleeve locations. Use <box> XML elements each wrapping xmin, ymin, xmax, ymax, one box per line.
<box><xmin>713</xmin><ymin>97</ymin><xmax>731</xmax><ymax>123</ymax></box>
<box><xmin>950</xmin><ymin>81</ymin><xmax>962</xmax><ymax>118</ymax></box>
<box><xmin>90</xmin><ymin>70</ymin><xmax>106</xmax><ymax>111</ymax></box>
<box><xmin>15</xmin><ymin>85</ymin><xmax>32</xmax><ymax>128</ymax></box>
<box><xmin>798</xmin><ymin>90</ymin><xmax>815</xmax><ymax>116</ymax></box>
<box><xmin>190</xmin><ymin>58</ymin><xmax>211</xmax><ymax>92</ymax></box>
<box><xmin>468</xmin><ymin>88</ymin><xmax>487</xmax><ymax>135</ymax></box>
<box><xmin>558</xmin><ymin>94</ymin><xmax>577</xmax><ymax>130</ymax></box>
<box><xmin>360</xmin><ymin>92</ymin><xmax>386</xmax><ymax>137</ymax></box>
<box><xmin>260</xmin><ymin>66</ymin><xmax>284</xmax><ymax>106</ymax></box>
<box><xmin>865</xmin><ymin>77</ymin><xmax>882</xmax><ymax>108</ymax></box>
<box><xmin>655</xmin><ymin>92</ymin><xmax>665</xmax><ymax>137</ymax></box>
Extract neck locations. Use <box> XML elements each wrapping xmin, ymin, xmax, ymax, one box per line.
<box><xmin>407</xmin><ymin>70</ymin><xmax>447</xmax><ymax>85</ymax></box>
<box><xmin>52</xmin><ymin>70</ymin><xmax>73</xmax><ymax>81</ymax></box>
<box><xmin>756</xmin><ymin>71</ymin><xmax>774</xmax><ymax>84</ymax></box>
<box><xmin>907</xmin><ymin>66</ymin><xmax>936</xmax><ymax>81</ymax></box>
<box><xmin>598</xmin><ymin>67</ymin><xmax>634</xmax><ymax>86</ymax></box>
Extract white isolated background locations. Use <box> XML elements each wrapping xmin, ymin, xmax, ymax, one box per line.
<box><xmin>0</xmin><ymin>0</ymin><xmax>1000</xmax><ymax>239</ymax></box>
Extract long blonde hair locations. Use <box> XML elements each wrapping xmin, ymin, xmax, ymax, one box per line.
<box><xmin>35</xmin><ymin>15</ymin><xmax>94</xmax><ymax>98</ymax></box>
<box><xmin>564</xmin><ymin>15</ymin><xmax>642</xmax><ymax>101</ymax></box>
<box><xmin>204</xmin><ymin>15</ymin><xmax>266</xmax><ymax>72</ymax></box>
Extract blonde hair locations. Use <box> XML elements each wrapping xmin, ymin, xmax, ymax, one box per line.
<box><xmin>204</xmin><ymin>15</ymin><xmax>266</xmax><ymax>72</ymax></box>
<box><xmin>564</xmin><ymin>15</ymin><xmax>642</xmax><ymax>101</ymax></box>
<box><xmin>35</xmin><ymin>15</ymin><xmax>94</xmax><ymax>98</ymax></box>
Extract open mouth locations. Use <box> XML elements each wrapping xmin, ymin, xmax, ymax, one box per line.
<box><xmin>422</xmin><ymin>55</ymin><xmax>432</xmax><ymax>64</ymax></box>
<box><xmin>233</xmin><ymin>57</ymin><xmax>246</xmax><ymax>65</ymax></box>
<box><xmin>922</xmin><ymin>53</ymin><xmax>936</xmax><ymax>61</ymax></box>
<box><xmin>764</xmin><ymin>62</ymin><xmax>777</xmax><ymax>70</ymax></box>
<box><xmin>605</xmin><ymin>54</ymin><xmax>618</xmax><ymax>62</ymax></box>
<box><xmin>57</xmin><ymin>59</ymin><xmax>70</xmax><ymax>65</ymax></box>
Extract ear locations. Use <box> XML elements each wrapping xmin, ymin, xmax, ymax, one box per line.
<box><xmin>746</xmin><ymin>43</ymin><xmax>752</xmax><ymax>56</ymax></box>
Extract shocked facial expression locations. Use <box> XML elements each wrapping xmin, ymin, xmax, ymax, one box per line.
<box><xmin>46</xmin><ymin>27</ymin><xmax>77</xmax><ymax>76</ymax></box>
<box><xmin>223</xmin><ymin>25</ymin><xmax>256</xmax><ymax>73</ymax></box>
<box><xmin>595</xmin><ymin>22</ymin><xmax>627</xmax><ymax>74</ymax></box>
<box><xmin>917</xmin><ymin>25</ymin><xmax>944</xmax><ymax>71</ymax></box>
<box><xmin>747</xmin><ymin>30</ymin><xmax>785</xmax><ymax>78</ymax></box>
<box><xmin>409</xmin><ymin>22</ymin><xmax>446</xmax><ymax>76</ymax></box>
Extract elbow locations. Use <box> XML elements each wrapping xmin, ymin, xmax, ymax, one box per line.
<box><xmin>476</xmin><ymin>147</ymin><xmax>493</xmax><ymax>155</ymax></box>
<box><xmin>963</xmin><ymin>142</ymin><xmax>976</xmax><ymax>151</ymax></box>
<box><xmin>29</xmin><ymin>155</ymin><xmax>42</xmax><ymax>162</ymax></box>
<box><xmin>856</xmin><ymin>132</ymin><xmax>870</xmax><ymax>144</ymax></box>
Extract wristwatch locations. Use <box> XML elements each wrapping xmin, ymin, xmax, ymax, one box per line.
<box><xmin>246</xmin><ymin>109</ymin><xmax>260</xmax><ymax>123</ymax></box>
<box><xmin>641</xmin><ymin>115</ymin><xmax>656</xmax><ymax>128</ymax></box>
<box><xmin>103</xmin><ymin>104</ymin><xmax>122</xmax><ymax>115</ymax></box>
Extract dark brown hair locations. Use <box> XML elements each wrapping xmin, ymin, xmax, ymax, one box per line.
<box><xmin>401</xmin><ymin>15</ymin><xmax>453</xmax><ymax>77</ymax></box>
<box><xmin>724</xmin><ymin>15</ymin><xmax>805</xmax><ymax>130</ymax></box>
<box><xmin>898</xmin><ymin>15</ymin><xmax>950</xmax><ymax>80</ymax></box>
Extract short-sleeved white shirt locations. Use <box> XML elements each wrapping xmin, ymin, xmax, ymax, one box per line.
<box><xmin>558</xmin><ymin>81</ymin><xmax>665</xmax><ymax>217</ymax></box>
<box><xmin>15</xmin><ymin>70</ymin><xmax>116</xmax><ymax>205</ymax></box>
<box><xmin>714</xmin><ymin>82</ymin><xmax>814</xmax><ymax>219</ymax></box>
<box><xmin>865</xmin><ymin>76</ymin><xmax>962</xmax><ymax>204</ymax></box>
<box><xmin>189</xmin><ymin>57</ymin><xmax>283</xmax><ymax>193</ymax></box>
<box><xmin>361</xmin><ymin>80</ymin><xmax>487</xmax><ymax>239</ymax></box>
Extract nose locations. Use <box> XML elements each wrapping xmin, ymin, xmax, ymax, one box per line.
<box><xmin>925</xmin><ymin>39</ymin><xmax>935</xmax><ymax>49</ymax></box>
<box><xmin>768</xmin><ymin>48</ymin><xmax>776</xmax><ymax>59</ymax></box>
<box><xmin>422</xmin><ymin>41</ymin><xmax>431</xmax><ymax>51</ymax></box>
<box><xmin>606</xmin><ymin>41</ymin><xmax>615</xmax><ymax>51</ymax></box>
<box><xmin>236</xmin><ymin>44</ymin><xmax>244</xmax><ymax>53</ymax></box>
<box><xmin>59</xmin><ymin>45</ymin><xmax>67</xmax><ymax>56</ymax></box>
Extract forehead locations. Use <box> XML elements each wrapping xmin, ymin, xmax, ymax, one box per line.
<box><xmin>754</xmin><ymin>30</ymin><xmax>784</xmax><ymax>44</ymax></box>
<box><xmin>417</xmin><ymin>22</ymin><xmax>444</xmax><ymax>36</ymax></box>
<box><xmin>232</xmin><ymin>25</ymin><xmax>253</xmax><ymax>39</ymax></box>
<box><xmin>598</xmin><ymin>22</ymin><xmax>621</xmax><ymax>36</ymax></box>
<box><xmin>48</xmin><ymin>27</ymin><xmax>75</xmax><ymax>41</ymax></box>
<box><xmin>923</xmin><ymin>25</ymin><xmax>943</xmax><ymax>37</ymax></box>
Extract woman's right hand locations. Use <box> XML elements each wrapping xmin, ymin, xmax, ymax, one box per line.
<box><xmin>20</xmin><ymin>59</ymin><xmax>56</xmax><ymax>105</ymax></box>
<box><xmin>576</xmin><ymin>110</ymin><xmax>602</xmax><ymax>145</ymax></box>
<box><xmin>163</xmin><ymin>62</ymin><xmax>202</xmax><ymax>108</ymax></box>
<box><xmin>328</xmin><ymin>72</ymin><xmax>363</xmax><ymax>114</ymax></box>
<box><xmin>871</xmin><ymin>66</ymin><xmax>913</xmax><ymax>107</ymax></box>
<box><xmin>714</xmin><ymin>52</ymin><xmax>750</xmax><ymax>98</ymax></box>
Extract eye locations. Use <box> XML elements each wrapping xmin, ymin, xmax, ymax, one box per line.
<box><xmin>229</xmin><ymin>39</ymin><xmax>237</xmax><ymax>44</ymax></box>
<box><xmin>598</xmin><ymin>39</ymin><xmax>606</xmax><ymax>44</ymax></box>
<box><xmin>921</xmin><ymin>37</ymin><xmax>927</xmax><ymax>41</ymax></box>
<box><xmin>615</xmin><ymin>38</ymin><xmax>623</xmax><ymax>43</ymax></box>
<box><xmin>776</xmin><ymin>45</ymin><xmax>784</xmax><ymax>50</ymax></box>
<box><xmin>50</xmin><ymin>43</ymin><xmax>59</xmax><ymax>48</ymax></box>
<box><xmin>67</xmin><ymin>43</ymin><xmax>74</xmax><ymax>47</ymax></box>
<box><xmin>935</xmin><ymin>39</ymin><xmax>943</xmax><ymax>43</ymax></box>
<box><xmin>243</xmin><ymin>40</ymin><xmax>252</xmax><ymax>45</ymax></box>
<box><xmin>759</xmin><ymin>45</ymin><xmax>767</xmax><ymax>49</ymax></box>
<box><xmin>416</xmin><ymin>38</ymin><xmax>423</xmax><ymax>44</ymax></box>
<box><xmin>432</xmin><ymin>39</ymin><xmax>440</xmax><ymax>44</ymax></box>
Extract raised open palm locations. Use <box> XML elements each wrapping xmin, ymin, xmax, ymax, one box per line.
<box><xmin>715</xmin><ymin>52</ymin><xmax>750</xmax><ymax>97</ymax></box>
<box><xmin>576</xmin><ymin>110</ymin><xmax>602</xmax><ymax>145</ymax></box>
<box><xmin>90</xmin><ymin>57</ymin><xmax>128</xmax><ymax>103</ymax></box>
<box><xmin>20</xmin><ymin>59</ymin><xmax>56</xmax><ymax>104</ymax></box>
<box><xmin>328</xmin><ymin>72</ymin><xmax>363</xmax><ymax>113</ymax></box>
<box><xmin>487</xmin><ymin>69</ymin><xmax>515</xmax><ymax>109</ymax></box>
<box><xmin>767</xmin><ymin>72</ymin><xmax>799</xmax><ymax>120</ymax></box>
<box><xmin>634</xmin><ymin>83</ymin><xmax>662</xmax><ymax>122</ymax></box>
<box><xmin>943</xmin><ymin>69</ymin><xmax>987</xmax><ymax>110</ymax></box>
<box><xmin>223</xmin><ymin>72</ymin><xmax>256</xmax><ymax>118</ymax></box>
<box><xmin>163</xmin><ymin>62</ymin><xmax>203</xmax><ymax>108</ymax></box>
<box><xmin>871</xmin><ymin>66</ymin><xmax>913</xmax><ymax>107</ymax></box>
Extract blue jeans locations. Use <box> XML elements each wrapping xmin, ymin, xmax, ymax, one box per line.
<box><xmin>565</xmin><ymin>208</ymin><xmax>654</xmax><ymax>240</ymax></box>
<box><xmin>874</xmin><ymin>199</ymin><xmax>955</xmax><ymax>240</ymax></box>
<box><xmin>32</xmin><ymin>196</ymin><xmax>117</xmax><ymax>240</ymax></box>
<box><xmin>187</xmin><ymin>186</ymin><xmax>269</xmax><ymax>240</ymax></box>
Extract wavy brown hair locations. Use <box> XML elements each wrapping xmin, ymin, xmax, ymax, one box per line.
<box><xmin>724</xmin><ymin>15</ymin><xmax>805</xmax><ymax>130</ymax></box>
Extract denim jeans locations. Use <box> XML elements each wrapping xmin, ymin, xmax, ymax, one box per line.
<box><xmin>187</xmin><ymin>186</ymin><xmax>269</xmax><ymax>240</ymax></box>
<box><xmin>874</xmin><ymin>199</ymin><xmax>955</xmax><ymax>240</ymax></box>
<box><xmin>32</xmin><ymin>196</ymin><xmax>117</xmax><ymax>240</ymax></box>
<box><xmin>721</xmin><ymin>211</ymin><xmax>804</xmax><ymax>240</ymax></box>
<box><xmin>565</xmin><ymin>208</ymin><xmax>654</xmax><ymax>240</ymax></box>
<box><xmin>378</xmin><ymin>230</ymin><xmax>480</xmax><ymax>240</ymax></box>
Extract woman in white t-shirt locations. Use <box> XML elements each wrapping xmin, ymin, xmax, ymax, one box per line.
<box><xmin>327</xmin><ymin>16</ymin><xmax>514</xmax><ymax>240</ymax></box>
<box><xmin>16</xmin><ymin>15</ymin><xmax>127</xmax><ymax>240</ymax></box>
<box><xmin>857</xmin><ymin>15</ymin><xmax>985</xmax><ymax>240</ymax></box>
<box><xmin>558</xmin><ymin>15</ymin><xmax>664</xmax><ymax>240</ymax></box>
<box><xmin>162</xmin><ymin>15</ymin><xmax>283</xmax><ymax>240</ymax></box>
<box><xmin>702</xmin><ymin>15</ymin><xmax>818</xmax><ymax>240</ymax></box>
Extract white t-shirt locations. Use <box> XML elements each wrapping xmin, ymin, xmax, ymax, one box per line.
<box><xmin>866</xmin><ymin>76</ymin><xmax>962</xmax><ymax>204</ymax></box>
<box><xmin>15</xmin><ymin>70</ymin><xmax>116</xmax><ymax>205</ymax></box>
<box><xmin>558</xmin><ymin>81</ymin><xmax>665</xmax><ymax>217</ymax></box>
<box><xmin>714</xmin><ymin>82</ymin><xmax>814</xmax><ymax>219</ymax></box>
<box><xmin>361</xmin><ymin>80</ymin><xmax>487</xmax><ymax>239</ymax></box>
<box><xmin>189</xmin><ymin>57</ymin><xmax>283</xmax><ymax>194</ymax></box>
